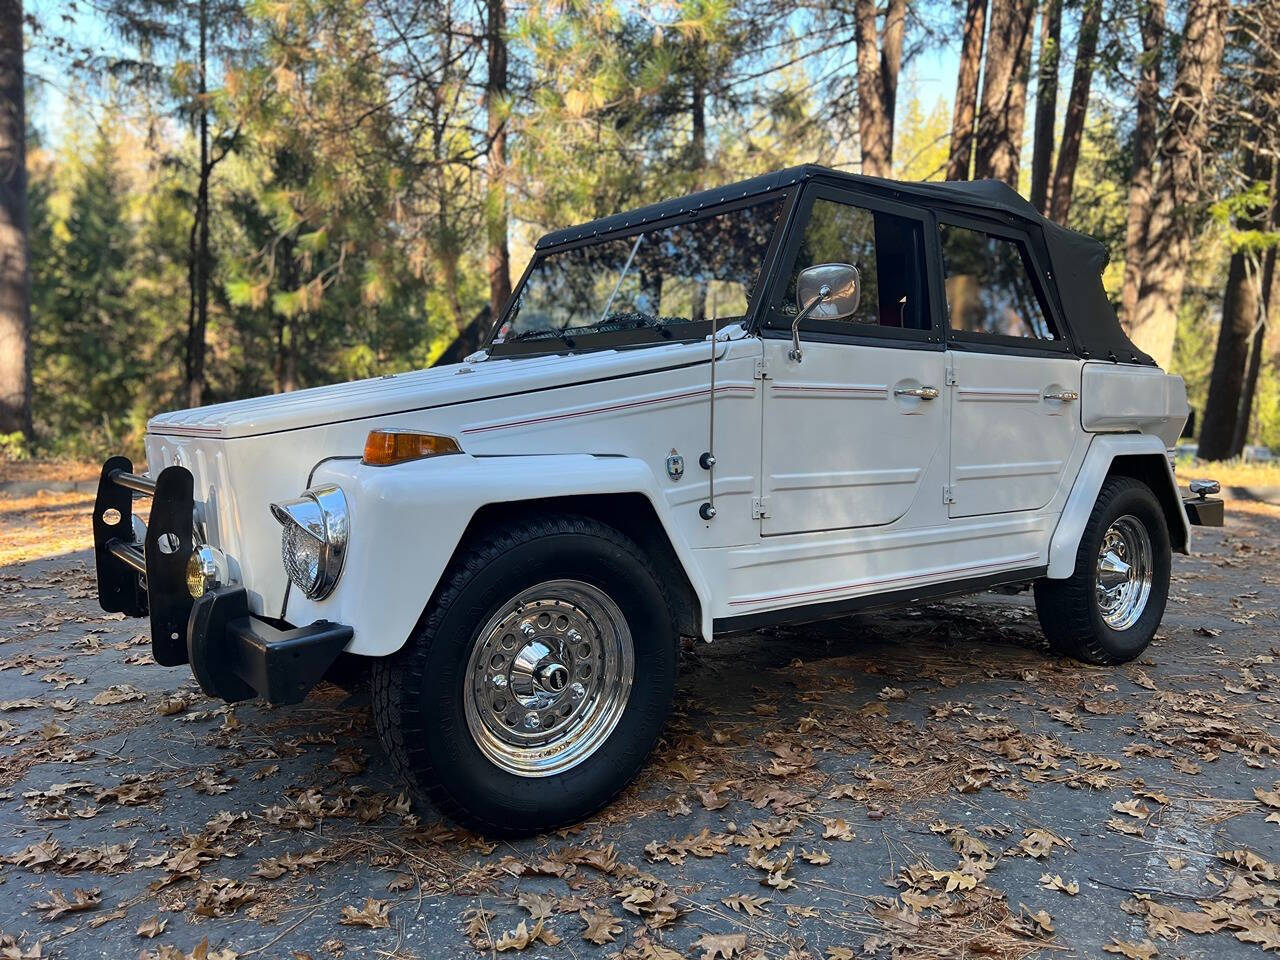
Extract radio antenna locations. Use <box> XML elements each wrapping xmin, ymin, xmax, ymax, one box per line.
<box><xmin>699</xmin><ymin>288</ymin><xmax>718</xmax><ymax>522</ymax></box>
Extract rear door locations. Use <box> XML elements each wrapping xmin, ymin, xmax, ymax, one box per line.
<box><xmin>759</xmin><ymin>186</ymin><xmax>947</xmax><ymax>535</ymax></box>
<box><xmin>936</xmin><ymin>216</ymin><xmax>1085</xmax><ymax>517</ymax></box>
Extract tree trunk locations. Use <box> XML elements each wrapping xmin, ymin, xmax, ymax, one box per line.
<box><xmin>1029</xmin><ymin>0</ymin><xmax>1061</xmax><ymax>214</ymax></box>
<box><xmin>973</xmin><ymin>0</ymin><xmax>1036</xmax><ymax>186</ymax></box>
<box><xmin>485</xmin><ymin>0</ymin><xmax>512</xmax><ymax>324</ymax></box>
<box><xmin>1200</xmin><ymin>251</ymin><xmax>1261</xmax><ymax>460</ymax></box>
<box><xmin>880</xmin><ymin>0</ymin><xmax>907</xmax><ymax>164</ymax></box>
<box><xmin>1201</xmin><ymin>123</ymin><xmax>1278</xmax><ymax>459</ymax></box>
<box><xmin>1047</xmin><ymin>0</ymin><xmax>1101</xmax><ymax>224</ymax></box>
<box><xmin>1128</xmin><ymin>0</ymin><xmax>1227</xmax><ymax>370</ymax></box>
<box><xmin>1120</xmin><ymin>0</ymin><xmax>1165</xmax><ymax>328</ymax></box>
<box><xmin>1233</xmin><ymin>241</ymin><xmax>1274</xmax><ymax>453</ymax></box>
<box><xmin>0</xmin><ymin>0</ymin><xmax>31</xmax><ymax>440</ymax></box>
<box><xmin>947</xmin><ymin>0</ymin><xmax>988</xmax><ymax>181</ymax></box>
<box><xmin>184</xmin><ymin>0</ymin><xmax>211</xmax><ymax>409</ymax></box>
<box><xmin>854</xmin><ymin>0</ymin><xmax>891</xmax><ymax>177</ymax></box>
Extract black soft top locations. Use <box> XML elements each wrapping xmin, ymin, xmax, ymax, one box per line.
<box><xmin>535</xmin><ymin>164</ymin><xmax>1150</xmax><ymax>365</ymax></box>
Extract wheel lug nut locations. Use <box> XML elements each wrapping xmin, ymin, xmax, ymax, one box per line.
<box><xmin>569</xmin><ymin>682</ymin><xmax>585</xmax><ymax>700</ymax></box>
<box><xmin>491</xmin><ymin>674</ymin><xmax>507</xmax><ymax>689</ymax></box>
<box><xmin>521</xmin><ymin>622</ymin><xmax>536</xmax><ymax>639</ymax></box>
<box><xmin>567</xmin><ymin>629</ymin><xmax>582</xmax><ymax>643</ymax></box>
<box><xmin>523</xmin><ymin>712</ymin><xmax>540</xmax><ymax>730</ymax></box>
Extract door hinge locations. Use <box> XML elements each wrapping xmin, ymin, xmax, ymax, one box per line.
<box><xmin>754</xmin><ymin>356</ymin><xmax>770</xmax><ymax>380</ymax></box>
<box><xmin>752</xmin><ymin>496</ymin><xmax>770</xmax><ymax>519</ymax></box>
<box><xmin>945</xmin><ymin>368</ymin><xmax>958</xmax><ymax>386</ymax></box>
<box><xmin>943</xmin><ymin>485</ymin><xmax>956</xmax><ymax>505</ymax></box>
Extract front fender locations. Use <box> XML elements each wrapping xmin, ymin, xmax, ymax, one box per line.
<box><xmin>1046</xmin><ymin>434</ymin><xmax>1191</xmax><ymax>579</ymax></box>
<box><xmin>284</xmin><ymin>454</ymin><xmax>712</xmax><ymax>655</ymax></box>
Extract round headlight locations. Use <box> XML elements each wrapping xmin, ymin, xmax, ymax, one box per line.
<box><xmin>186</xmin><ymin>545</ymin><xmax>230</xmax><ymax>599</ymax></box>
<box><xmin>270</xmin><ymin>485</ymin><xmax>348</xmax><ymax>600</ymax></box>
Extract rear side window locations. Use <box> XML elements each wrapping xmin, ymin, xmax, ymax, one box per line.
<box><xmin>938</xmin><ymin>223</ymin><xmax>1057</xmax><ymax>341</ymax></box>
<box><xmin>780</xmin><ymin>197</ymin><xmax>929</xmax><ymax>331</ymax></box>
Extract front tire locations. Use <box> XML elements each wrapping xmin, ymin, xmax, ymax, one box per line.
<box><xmin>371</xmin><ymin>515</ymin><xmax>678</xmax><ymax>836</ymax></box>
<box><xmin>1034</xmin><ymin>476</ymin><xmax>1171</xmax><ymax>665</ymax></box>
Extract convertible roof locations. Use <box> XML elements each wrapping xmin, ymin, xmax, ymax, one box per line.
<box><xmin>535</xmin><ymin>164</ymin><xmax>1152</xmax><ymax>365</ymax></box>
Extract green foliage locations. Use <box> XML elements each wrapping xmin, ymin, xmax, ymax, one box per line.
<box><xmin>21</xmin><ymin>0</ymin><xmax>1280</xmax><ymax>460</ymax></box>
<box><xmin>0</xmin><ymin>432</ymin><xmax>30</xmax><ymax>460</ymax></box>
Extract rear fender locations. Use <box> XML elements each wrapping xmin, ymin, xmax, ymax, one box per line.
<box><xmin>1046</xmin><ymin>434</ymin><xmax>1190</xmax><ymax>579</ymax></box>
<box><xmin>285</xmin><ymin>454</ymin><xmax>712</xmax><ymax>655</ymax></box>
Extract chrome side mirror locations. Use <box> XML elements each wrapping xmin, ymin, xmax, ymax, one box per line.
<box><xmin>790</xmin><ymin>263</ymin><xmax>861</xmax><ymax>362</ymax></box>
<box><xmin>1189</xmin><ymin>479</ymin><xmax>1220</xmax><ymax>499</ymax></box>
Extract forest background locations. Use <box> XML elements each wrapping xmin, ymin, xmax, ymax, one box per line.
<box><xmin>0</xmin><ymin>0</ymin><xmax>1276</xmax><ymax>463</ymax></box>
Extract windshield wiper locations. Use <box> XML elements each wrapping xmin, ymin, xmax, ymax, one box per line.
<box><xmin>504</xmin><ymin>327</ymin><xmax>576</xmax><ymax>347</ymax></box>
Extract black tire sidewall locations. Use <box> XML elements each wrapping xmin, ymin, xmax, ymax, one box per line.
<box><xmin>1081</xmin><ymin>482</ymin><xmax>1171</xmax><ymax>660</ymax></box>
<box><xmin>407</xmin><ymin>527</ymin><xmax>676</xmax><ymax>829</ymax></box>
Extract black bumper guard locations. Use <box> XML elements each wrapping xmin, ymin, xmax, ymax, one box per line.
<box><xmin>93</xmin><ymin>457</ymin><xmax>353</xmax><ymax>705</ymax></box>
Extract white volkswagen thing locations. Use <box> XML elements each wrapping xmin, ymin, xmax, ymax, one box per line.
<box><xmin>92</xmin><ymin>165</ymin><xmax>1223</xmax><ymax>835</ymax></box>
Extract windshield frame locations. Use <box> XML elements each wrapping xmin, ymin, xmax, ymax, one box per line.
<box><xmin>487</xmin><ymin>187</ymin><xmax>799</xmax><ymax>358</ymax></box>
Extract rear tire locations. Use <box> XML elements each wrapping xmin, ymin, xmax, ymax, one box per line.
<box><xmin>1034</xmin><ymin>476</ymin><xmax>1171</xmax><ymax>665</ymax></box>
<box><xmin>371</xmin><ymin>514</ymin><xmax>678</xmax><ymax>837</ymax></box>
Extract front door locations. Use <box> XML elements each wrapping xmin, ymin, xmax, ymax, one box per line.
<box><xmin>759</xmin><ymin>187</ymin><xmax>947</xmax><ymax>535</ymax></box>
<box><xmin>935</xmin><ymin>216</ymin><xmax>1085</xmax><ymax>517</ymax></box>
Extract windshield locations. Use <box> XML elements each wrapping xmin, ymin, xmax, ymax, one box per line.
<box><xmin>494</xmin><ymin>196</ymin><xmax>786</xmax><ymax>345</ymax></box>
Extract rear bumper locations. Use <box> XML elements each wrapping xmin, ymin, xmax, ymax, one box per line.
<box><xmin>1183</xmin><ymin>495</ymin><xmax>1224</xmax><ymax>527</ymax></box>
<box><xmin>92</xmin><ymin>457</ymin><xmax>352</xmax><ymax>704</ymax></box>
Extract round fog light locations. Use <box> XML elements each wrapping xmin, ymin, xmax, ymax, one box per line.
<box><xmin>186</xmin><ymin>545</ymin><xmax>230</xmax><ymax>599</ymax></box>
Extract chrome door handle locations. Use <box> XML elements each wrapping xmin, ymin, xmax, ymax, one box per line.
<box><xmin>894</xmin><ymin>386</ymin><xmax>940</xmax><ymax>400</ymax></box>
<box><xmin>1044</xmin><ymin>390</ymin><xmax>1079</xmax><ymax>402</ymax></box>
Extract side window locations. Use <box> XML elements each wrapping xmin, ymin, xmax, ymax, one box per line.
<box><xmin>780</xmin><ymin>197</ymin><xmax>929</xmax><ymax>331</ymax></box>
<box><xmin>938</xmin><ymin>223</ymin><xmax>1057</xmax><ymax>341</ymax></box>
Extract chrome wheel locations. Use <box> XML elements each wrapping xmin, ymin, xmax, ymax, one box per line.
<box><xmin>1095</xmin><ymin>515</ymin><xmax>1153</xmax><ymax>631</ymax></box>
<box><xmin>463</xmin><ymin>580</ymin><xmax>634</xmax><ymax>777</ymax></box>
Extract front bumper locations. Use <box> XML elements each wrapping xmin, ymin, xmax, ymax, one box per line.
<box><xmin>92</xmin><ymin>457</ymin><xmax>352</xmax><ymax>705</ymax></box>
<box><xmin>1183</xmin><ymin>494</ymin><xmax>1224</xmax><ymax>527</ymax></box>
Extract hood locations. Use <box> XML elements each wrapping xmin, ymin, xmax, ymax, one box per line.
<box><xmin>147</xmin><ymin>341</ymin><xmax>711</xmax><ymax>440</ymax></box>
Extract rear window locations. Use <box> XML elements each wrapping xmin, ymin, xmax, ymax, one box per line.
<box><xmin>938</xmin><ymin>223</ymin><xmax>1057</xmax><ymax>341</ymax></box>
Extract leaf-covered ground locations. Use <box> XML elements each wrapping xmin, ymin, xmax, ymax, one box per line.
<box><xmin>1</xmin><ymin>487</ymin><xmax>1278</xmax><ymax>959</ymax></box>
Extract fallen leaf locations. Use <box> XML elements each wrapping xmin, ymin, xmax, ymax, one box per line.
<box><xmin>34</xmin><ymin>887</ymin><xmax>101</xmax><ymax>921</ymax></box>
<box><xmin>694</xmin><ymin>932</ymin><xmax>747</xmax><ymax>960</ymax></box>
<box><xmin>339</xmin><ymin>898</ymin><xmax>391</xmax><ymax>929</ymax></box>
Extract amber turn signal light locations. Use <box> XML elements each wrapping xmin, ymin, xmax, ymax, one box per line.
<box><xmin>362</xmin><ymin>429</ymin><xmax>462</xmax><ymax>466</ymax></box>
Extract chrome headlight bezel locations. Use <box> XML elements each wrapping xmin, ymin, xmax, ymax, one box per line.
<box><xmin>270</xmin><ymin>484</ymin><xmax>349</xmax><ymax>600</ymax></box>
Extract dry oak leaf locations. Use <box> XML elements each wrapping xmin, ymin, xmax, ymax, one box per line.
<box><xmin>822</xmin><ymin>818</ymin><xmax>855</xmax><ymax>841</ymax></box>
<box><xmin>1107</xmin><ymin>817</ymin><xmax>1146</xmax><ymax>837</ymax></box>
<box><xmin>34</xmin><ymin>886</ymin><xmax>101</xmax><ymax>921</ymax></box>
<box><xmin>495</xmin><ymin>919</ymin><xmax>561</xmax><ymax>951</ymax></box>
<box><xmin>1103</xmin><ymin>939</ymin><xmax>1157</xmax><ymax>959</ymax></box>
<box><xmin>1255</xmin><ymin>787</ymin><xmax>1280</xmax><ymax>809</ymax></box>
<box><xmin>1236</xmin><ymin>922</ymin><xmax>1280</xmax><ymax>951</ymax></box>
<box><xmin>1039</xmin><ymin>874</ymin><xmax>1079</xmax><ymax>895</ymax></box>
<box><xmin>800</xmin><ymin>848</ymin><xmax>831</xmax><ymax>865</ymax></box>
<box><xmin>580</xmin><ymin>909</ymin><xmax>623</xmax><ymax>945</ymax></box>
<box><xmin>90</xmin><ymin>684</ymin><xmax>144</xmax><ymax>706</ymax></box>
<box><xmin>722</xmin><ymin>893</ymin><xmax>770</xmax><ymax>916</ymax></box>
<box><xmin>139</xmin><ymin>937</ymin><xmax>237</xmax><ymax>960</ymax></box>
<box><xmin>826</xmin><ymin>950</ymin><xmax>855</xmax><ymax>960</ymax></box>
<box><xmin>339</xmin><ymin>898</ymin><xmax>391</xmax><ymax>929</ymax></box>
<box><xmin>136</xmin><ymin>915</ymin><xmax>168</xmax><ymax>939</ymax></box>
<box><xmin>930</xmin><ymin>869</ymin><xmax>978</xmax><ymax>893</ymax></box>
<box><xmin>694</xmin><ymin>932</ymin><xmax>747</xmax><ymax>960</ymax></box>
<box><xmin>1113</xmin><ymin>798</ymin><xmax>1150</xmax><ymax>819</ymax></box>
<box><xmin>1018</xmin><ymin>829</ymin><xmax>1068</xmax><ymax>859</ymax></box>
